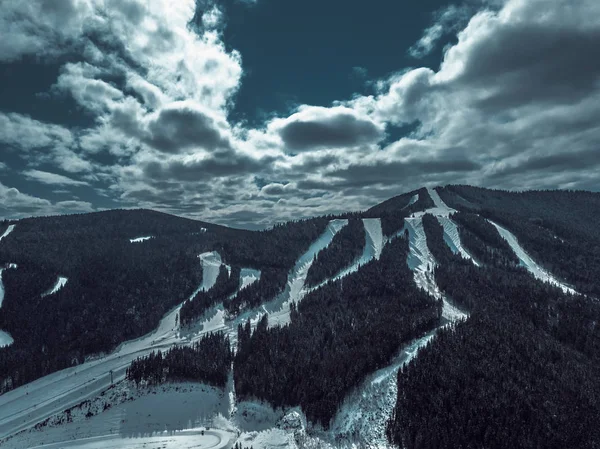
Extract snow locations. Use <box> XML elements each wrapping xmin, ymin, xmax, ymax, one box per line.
<box><xmin>1</xmin><ymin>382</ymin><xmax>235</xmax><ymax>449</ymax></box>
<box><xmin>0</xmin><ymin>331</ymin><xmax>13</xmax><ymax>348</ymax></box>
<box><xmin>247</xmin><ymin>219</ymin><xmax>348</xmax><ymax>329</ymax></box>
<box><xmin>314</xmin><ymin>218</ymin><xmax>383</xmax><ymax>288</ymax></box>
<box><xmin>0</xmin><ymin>224</ymin><xmax>15</xmax><ymax>242</ymax></box>
<box><xmin>402</xmin><ymin>194</ymin><xmax>419</xmax><ymax>210</ymax></box>
<box><xmin>240</xmin><ymin>268</ymin><xmax>261</xmax><ymax>290</ymax></box>
<box><xmin>435</xmin><ymin>216</ymin><xmax>480</xmax><ymax>266</ymax></box>
<box><xmin>42</xmin><ymin>276</ymin><xmax>68</xmax><ymax>297</ymax></box>
<box><xmin>488</xmin><ymin>220</ymin><xmax>577</xmax><ymax>295</ymax></box>
<box><xmin>129</xmin><ymin>236</ymin><xmax>153</xmax><ymax>243</ymax></box>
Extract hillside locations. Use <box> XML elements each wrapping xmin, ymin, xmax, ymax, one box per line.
<box><xmin>0</xmin><ymin>186</ymin><xmax>599</xmax><ymax>449</ymax></box>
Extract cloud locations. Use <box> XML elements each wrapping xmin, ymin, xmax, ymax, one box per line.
<box><xmin>409</xmin><ymin>4</ymin><xmax>474</xmax><ymax>58</ymax></box>
<box><xmin>22</xmin><ymin>170</ymin><xmax>90</xmax><ymax>186</ymax></box>
<box><xmin>144</xmin><ymin>101</ymin><xmax>231</xmax><ymax>153</ymax></box>
<box><xmin>2</xmin><ymin>0</ymin><xmax>600</xmax><ymax>226</ymax></box>
<box><xmin>270</xmin><ymin>106</ymin><xmax>385</xmax><ymax>152</ymax></box>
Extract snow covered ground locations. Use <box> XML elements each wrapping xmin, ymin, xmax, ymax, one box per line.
<box><xmin>42</xmin><ymin>276</ymin><xmax>69</xmax><ymax>297</ymax></box>
<box><xmin>1</xmin><ymin>382</ymin><xmax>235</xmax><ymax>449</ymax></box>
<box><xmin>0</xmin><ymin>224</ymin><xmax>15</xmax><ymax>242</ymax></box>
<box><xmin>129</xmin><ymin>236</ymin><xmax>153</xmax><ymax>243</ymax></box>
<box><xmin>488</xmin><ymin>221</ymin><xmax>577</xmax><ymax>294</ymax></box>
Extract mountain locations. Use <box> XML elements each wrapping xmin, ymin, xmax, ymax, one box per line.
<box><xmin>0</xmin><ymin>186</ymin><xmax>599</xmax><ymax>449</ymax></box>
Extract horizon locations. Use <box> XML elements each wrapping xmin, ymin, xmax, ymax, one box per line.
<box><xmin>1</xmin><ymin>0</ymin><xmax>599</xmax><ymax>228</ymax></box>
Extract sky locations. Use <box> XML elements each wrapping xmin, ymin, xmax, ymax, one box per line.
<box><xmin>0</xmin><ymin>0</ymin><xmax>599</xmax><ymax>228</ymax></box>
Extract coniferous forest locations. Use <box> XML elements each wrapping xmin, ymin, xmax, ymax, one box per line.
<box><xmin>126</xmin><ymin>332</ymin><xmax>233</xmax><ymax>388</ymax></box>
<box><xmin>0</xmin><ymin>211</ymin><xmax>329</xmax><ymax>392</ymax></box>
<box><xmin>234</xmin><ymin>236</ymin><xmax>442</xmax><ymax>427</ymax></box>
<box><xmin>304</xmin><ymin>218</ymin><xmax>366</xmax><ymax>287</ymax></box>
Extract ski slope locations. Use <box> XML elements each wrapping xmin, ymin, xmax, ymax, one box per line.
<box><xmin>410</xmin><ymin>187</ymin><xmax>477</xmax><ymax>265</ymax></box>
<box><xmin>0</xmin><ymin>224</ymin><xmax>15</xmax><ymax>242</ymax></box>
<box><xmin>489</xmin><ymin>221</ymin><xmax>576</xmax><ymax>294</ymax></box>
<box><xmin>310</xmin><ymin>218</ymin><xmax>384</xmax><ymax>292</ymax></box>
<box><xmin>42</xmin><ymin>276</ymin><xmax>68</xmax><ymax>297</ymax></box>
<box><xmin>254</xmin><ymin>219</ymin><xmax>348</xmax><ymax>328</ymax></box>
<box><xmin>330</xmin><ymin>329</ymin><xmax>438</xmax><ymax>448</ymax></box>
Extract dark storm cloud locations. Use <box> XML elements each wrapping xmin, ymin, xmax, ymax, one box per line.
<box><xmin>276</xmin><ymin>108</ymin><xmax>384</xmax><ymax>151</ymax></box>
<box><xmin>145</xmin><ymin>103</ymin><xmax>231</xmax><ymax>153</ymax></box>
<box><xmin>330</xmin><ymin>158</ymin><xmax>481</xmax><ymax>188</ymax></box>
<box><xmin>142</xmin><ymin>151</ymin><xmax>272</xmax><ymax>182</ymax></box>
<box><xmin>461</xmin><ymin>25</ymin><xmax>600</xmax><ymax>109</ymax></box>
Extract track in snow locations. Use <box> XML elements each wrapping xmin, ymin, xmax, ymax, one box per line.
<box><xmin>42</xmin><ymin>277</ymin><xmax>68</xmax><ymax>298</ymax></box>
<box><xmin>489</xmin><ymin>221</ymin><xmax>576</xmax><ymax>295</ymax></box>
<box><xmin>25</xmin><ymin>429</ymin><xmax>233</xmax><ymax>449</ymax></box>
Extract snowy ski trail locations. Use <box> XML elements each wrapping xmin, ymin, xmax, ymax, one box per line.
<box><xmin>330</xmin><ymin>329</ymin><xmax>438</xmax><ymax>448</ymax></box>
<box><xmin>488</xmin><ymin>221</ymin><xmax>576</xmax><ymax>295</ymax></box>
<box><xmin>42</xmin><ymin>277</ymin><xmax>68</xmax><ymax>297</ymax></box>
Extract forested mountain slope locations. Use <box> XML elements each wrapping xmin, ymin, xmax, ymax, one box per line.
<box><xmin>1</xmin><ymin>186</ymin><xmax>600</xmax><ymax>449</ymax></box>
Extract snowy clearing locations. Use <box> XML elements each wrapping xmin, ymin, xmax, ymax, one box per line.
<box><xmin>129</xmin><ymin>236</ymin><xmax>153</xmax><ymax>243</ymax></box>
<box><xmin>488</xmin><ymin>221</ymin><xmax>577</xmax><ymax>295</ymax></box>
<box><xmin>42</xmin><ymin>276</ymin><xmax>69</xmax><ymax>298</ymax></box>
<box><xmin>2</xmin><ymin>382</ymin><xmax>234</xmax><ymax>449</ymax></box>
<box><xmin>0</xmin><ymin>331</ymin><xmax>13</xmax><ymax>348</ymax></box>
<box><xmin>0</xmin><ymin>224</ymin><xmax>15</xmax><ymax>242</ymax></box>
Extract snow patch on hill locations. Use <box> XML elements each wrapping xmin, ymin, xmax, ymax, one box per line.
<box><xmin>42</xmin><ymin>276</ymin><xmax>68</xmax><ymax>298</ymax></box>
<box><xmin>489</xmin><ymin>221</ymin><xmax>577</xmax><ymax>295</ymax></box>
<box><xmin>0</xmin><ymin>224</ymin><xmax>15</xmax><ymax>242</ymax></box>
<box><xmin>129</xmin><ymin>236</ymin><xmax>153</xmax><ymax>243</ymax></box>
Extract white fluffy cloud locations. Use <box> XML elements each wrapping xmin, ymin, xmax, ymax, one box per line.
<box><xmin>1</xmin><ymin>0</ymin><xmax>599</xmax><ymax>226</ymax></box>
